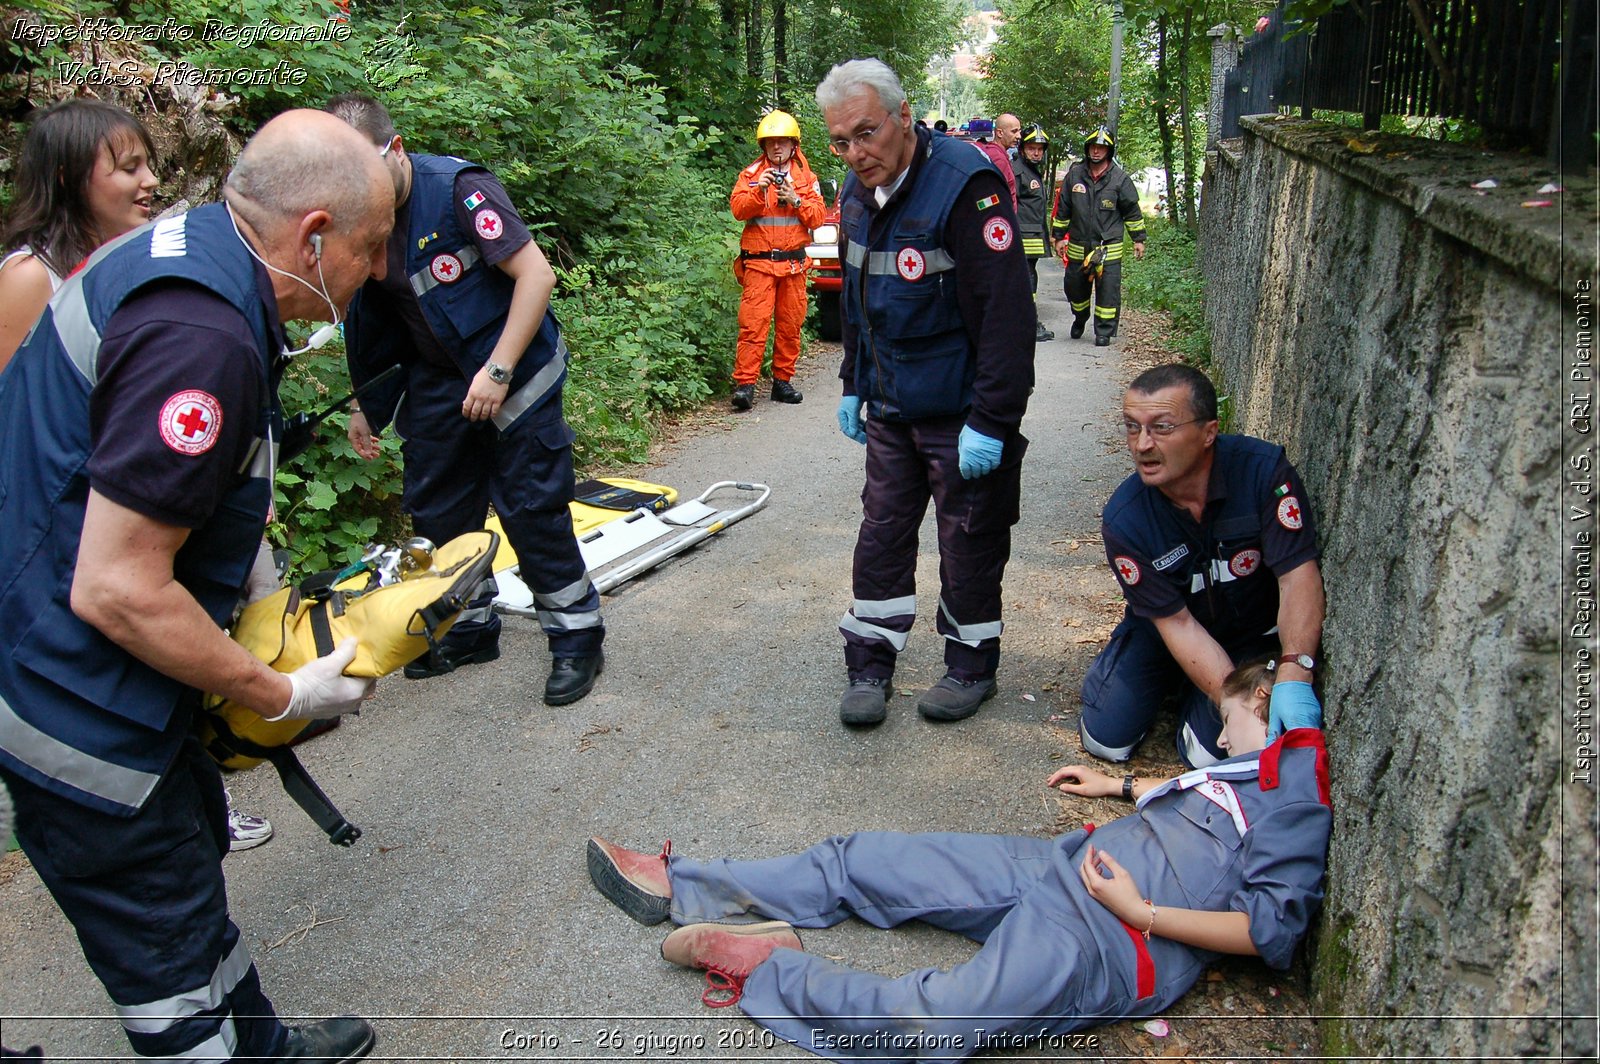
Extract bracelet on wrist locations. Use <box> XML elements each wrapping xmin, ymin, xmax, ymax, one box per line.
<box><xmin>1122</xmin><ymin>774</ymin><xmax>1136</xmax><ymax>801</ymax></box>
<box><xmin>1142</xmin><ymin>899</ymin><xmax>1157</xmax><ymax>940</ymax></box>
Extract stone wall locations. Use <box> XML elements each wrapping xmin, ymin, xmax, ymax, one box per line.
<box><xmin>1200</xmin><ymin>116</ymin><xmax>1596</xmax><ymax>1057</ymax></box>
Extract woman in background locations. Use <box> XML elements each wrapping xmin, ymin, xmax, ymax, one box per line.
<box><xmin>0</xmin><ymin>99</ymin><xmax>159</xmax><ymax>371</ymax></box>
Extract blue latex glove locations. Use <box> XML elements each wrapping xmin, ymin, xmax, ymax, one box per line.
<box><xmin>1267</xmin><ymin>680</ymin><xmax>1322</xmax><ymax>740</ymax></box>
<box><xmin>837</xmin><ymin>395</ymin><xmax>867</xmax><ymax>445</ymax></box>
<box><xmin>957</xmin><ymin>425</ymin><xmax>1003</xmax><ymax>479</ymax></box>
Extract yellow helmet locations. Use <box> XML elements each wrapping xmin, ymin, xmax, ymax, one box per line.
<box><xmin>756</xmin><ymin>110</ymin><xmax>802</xmax><ymax>144</ymax></box>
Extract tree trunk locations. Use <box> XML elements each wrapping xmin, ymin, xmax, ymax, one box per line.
<box><xmin>1155</xmin><ymin>14</ymin><xmax>1180</xmax><ymax>226</ymax></box>
<box><xmin>773</xmin><ymin>0</ymin><xmax>788</xmax><ymax>104</ymax></box>
<box><xmin>745</xmin><ymin>0</ymin><xmax>763</xmax><ymax>82</ymax></box>
<box><xmin>1177</xmin><ymin>9</ymin><xmax>1198</xmax><ymax>231</ymax></box>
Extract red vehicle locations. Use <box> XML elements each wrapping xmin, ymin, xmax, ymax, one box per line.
<box><xmin>806</xmin><ymin>181</ymin><xmax>842</xmax><ymax>341</ymax></box>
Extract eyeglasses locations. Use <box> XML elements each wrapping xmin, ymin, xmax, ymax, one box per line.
<box><xmin>828</xmin><ymin>113</ymin><xmax>895</xmax><ymax>156</ymax></box>
<box><xmin>1122</xmin><ymin>417</ymin><xmax>1203</xmax><ymax>438</ymax></box>
<box><xmin>378</xmin><ymin>135</ymin><xmax>399</xmax><ymax>158</ymax></box>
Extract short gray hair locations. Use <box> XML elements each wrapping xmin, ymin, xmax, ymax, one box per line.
<box><xmin>225</xmin><ymin>111</ymin><xmax>386</xmax><ymax>236</ymax></box>
<box><xmin>816</xmin><ymin>59</ymin><xmax>906</xmax><ymax>115</ymax></box>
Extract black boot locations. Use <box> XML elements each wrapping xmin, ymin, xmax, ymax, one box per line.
<box><xmin>545</xmin><ymin>652</ymin><xmax>604</xmax><ymax>706</ymax></box>
<box><xmin>1094</xmin><ymin>334</ymin><xmax>1111</xmax><ymax>347</ymax></box>
<box><xmin>278</xmin><ymin>1016</ymin><xmax>375</xmax><ymax>1062</ymax></box>
<box><xmin>730</xmin><ymin>384</ymin><xmax>755</xmax><ymax>411</ymax></box>
<box><xmin>1069</xmin><ymin>317</ymin><xmax>1086</xmax><ymax>339</ymax></box>
<box><xmin>770</xmin><ymin>379</ymin><xmax>803</xmax><ymax>404</ymax></box>
<box><xmin>403</xmin><ymin>640</ymin><xmax>500</xmax><ymax>679</ymax></box>
<box><xmin>1034</xmin><ymin>321</ymin><xmax>1054</xmax><ymax>342</ymax></box>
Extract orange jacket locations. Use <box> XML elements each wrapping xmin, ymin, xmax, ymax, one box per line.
<box><xmin>730</xmin><ymin>148</ymin><xmax>826</xmax><ymax>275</ymax></box>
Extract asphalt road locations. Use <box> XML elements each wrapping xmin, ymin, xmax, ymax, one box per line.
<box><xmin>0</xmin><ymin>257</ymin><xmax>1139</xmax><ymax>1061</ymax></box>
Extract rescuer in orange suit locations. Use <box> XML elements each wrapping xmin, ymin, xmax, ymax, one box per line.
<box><xmin>729</xmin><ymin>110</ymin><xmax>826</xmax><ymax>411</ymax></box>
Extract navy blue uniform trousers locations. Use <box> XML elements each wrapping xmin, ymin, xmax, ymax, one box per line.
<box><xmin>1</xmin><ymin>735</ymin><xmax>285</xmax><ymax>1061</ymax></box>
<box><xmin>397</xmin><ymin>361</ymin><xmax>602</xmax><ymax>657</ymax></box>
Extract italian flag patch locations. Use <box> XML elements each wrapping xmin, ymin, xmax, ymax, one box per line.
<box><xmin>1274</xmin><ymin>482</ymin><xmax>1292</xmax><ymax>497</ymax></box>
<box><xmin>975</xmin><ymin>194</ymin><xmax>1000</xmax><ymax>210</ymax></box>
<box><xmin>462</xmin><ymin>191</ymin><xmax>486</xmax><ymax>211</ymax></box>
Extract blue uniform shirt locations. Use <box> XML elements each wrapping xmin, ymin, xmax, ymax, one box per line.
<box><xmin>1101</xmin><ymin>435</ymin><xmax>1319</xmax><ymax>644</ymax></box>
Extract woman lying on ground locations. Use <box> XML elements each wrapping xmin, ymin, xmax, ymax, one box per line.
<box><xmin>586</xmin><ymin>659</ymin><xmax>1329</xmax><ymax>1063</ymax></box>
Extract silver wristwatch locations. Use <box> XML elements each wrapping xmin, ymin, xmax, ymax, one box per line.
<box><xmin>484</xmin><ymin>361</ymin><xmax>511</xmax><ymax>384</ymax></box>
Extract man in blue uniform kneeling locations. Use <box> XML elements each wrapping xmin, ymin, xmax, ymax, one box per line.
<box><xmin>327</xmin><ymin>94</ymin><xmax>604</xmax><ymax>706</ymax></box>
<box><xmin>1083</xmin><ymin>363</ymin><xmax>1327</xmax><ymax>767</ymax></box>
<box><xmin>585</xmin><ymin>660</ymin><xmax>1329</xmax><ymax>1060</ymax></box>
<box><xmin>0</xmin><ymin>110</ymin><xmax>392</xmax><ymax>1062</ymax></box>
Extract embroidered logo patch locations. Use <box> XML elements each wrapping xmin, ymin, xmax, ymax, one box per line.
<box><xmin>1229</xmin><ymin>549</ymin><xmax>1262</xmax><ymax>577</ymax></box>
<box><xmin>1072</xmin><ymin>182</ymin><xmax>1088</xmax><ymax>194</ymax></box>
<box><xmin>896</xmin><ymin>247</ymin><xmax>926</xmax><ymax>281</ymax></box>
<box><xmin>1028</xmin><ymin>179</ymin><xmax>1041</xmax><ymax>190</ymax></box>
<box><xmin>983</xmin><ymin>217</ymin><xmax>1013</xmax><ymax>251</ymax></box>
<box><xmin>474</xmin><ymin>209</ymin><xmax>503</xmax><ymax>241</ymax></box>
<box><xmin>1113</xmin><ymin>556</ymin><xmax>1142</xmax><ymax>586</ymax></box>
<box><xmin>159</xmin><ymin>390</ymin><xmax>221</xmax><ymax>455</ymax></box>
<box><xmin>975</xmin><ymin>193</ymin><xmax>1000</xmax><ymax>210</ymax></box>
<box><xmin>1277</xmin><ymin>496</ymin><xmax>1304</xmax><ymax>530</ymax></box>
<box><xmin>430</xmin><ymin>253</ymin><xmax>463</xmax><ymax>284</ymax></box>
<box><xmin>417</xmin><ymin>231</ymin><xmax>439</xmax><ymax>252</ymax></box>
<box><xmin>462</xmin><ymin>190</ymin><xmax>486</xmax><ymax>211</ymax></box>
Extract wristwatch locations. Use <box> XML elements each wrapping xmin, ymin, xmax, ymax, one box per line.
<box><xmin>484</xmin><ymin>361</ymin><xmax>511</xmax><ymax>384</ymax></box>
<box><xmin>1279</xmin><ymin>653</ymin><xmax>1316</xmax><ymax>672</ymax></box>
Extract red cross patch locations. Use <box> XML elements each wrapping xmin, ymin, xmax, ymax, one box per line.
<box><xmin>1113</xmin><ymin>555</ymin><xmax>1142</xmax><ymax>586</ymax></box>
<box><xmin>1277</xmin><ymin>495</ymin><xmax>1304</xmax><ymax>530</ymax></box>
<box><xmin>430</xmin><ymin>253</ymin><xmax>463</xmax><ymax>284</ymax></box>
<box><xmin>1229</xmin><ymin>548</ymin><xmax>1263</xmax><ymax>578</ymax></box>
<box><xmin>896</xmin><ymin>247</ymin><xmax>926</xmax><ymax>281</ymax></box>
<box><xmin>158</xmin><ymin>390</ymin><xmax>222</xmax><ymax>456</ymax></box>
<box><xmin>983</xmin><ymin>217</ymin><xmax>1013</xmax><ymax>251</ymax></box>
<box><xmin>474</xmin><ymin>209</ymin><xmax>503</xmax><ymax>241</ymax></box>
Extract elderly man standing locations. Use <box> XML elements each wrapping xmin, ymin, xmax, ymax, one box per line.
<box><xmin>1082</xmin><ymin>363</ymin><xmax>1326</xmax><ymax>767</ymax></box>
<box><xmin>0</xmin><ymin>110</ymin><xmax>391</xmax><ymax>1062</ymax></box>
<box><xmin>826</xmin><ymin>59</ymin><xmax>1036</xmax><ymax>728</ymax></box>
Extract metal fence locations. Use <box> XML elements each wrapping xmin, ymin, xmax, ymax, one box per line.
<box><xmin>1219</xmin><ymin>0</ymin><xmax>1594</xmax><ymax>169</ymax></box>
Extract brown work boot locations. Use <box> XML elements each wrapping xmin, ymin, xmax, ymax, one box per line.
<box><xmin>660</xmin><ymin>921</ymin><xmax>803</xmax><ymax>1008</ymax></box>
<box><xmin>587</xmin><ymin>837</ymin><xmax>672</xmax><ymax>924</ymax></box>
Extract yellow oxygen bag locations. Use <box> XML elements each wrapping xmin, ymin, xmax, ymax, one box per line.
<box><xmin>199</xmin><ymin>529</ymin><xmax>499</xmax><ymax>845</ymax></box>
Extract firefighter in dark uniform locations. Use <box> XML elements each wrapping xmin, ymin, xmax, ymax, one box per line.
<box><xmin>1013</xmin><ymin>124</ymin><xmax>1053</xmax><ymax>342</ymax></box>
<box><xmin>1050</xmin><ymin>127</ymin><xmax>1146</xmax><ymax>346</ymax></box>
<box><xmin>1082</xmin><ymin>364</ymin><xmax>1327</xmax><ymax>768</ymax></box>
<box><xmin>819</xmin><ymin>59</ymin><xmax>1036</xmax><ymax>727</ymax></box>
<box><xmin>328</xmin><ymin>95</ymin><xmax>604</xmax><ymax>707</ymax></box>
<box><xmin>0</xmin><ymin>111</ymin><xmax>390</xmax><ymax>1063</ymax></box>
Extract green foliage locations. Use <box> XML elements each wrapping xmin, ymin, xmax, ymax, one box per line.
<box><xmin>271</xmin><ymin>339</ymin><xmax>408</xmax><ymax>575</ymax></box>
<box><xmin>981</xmin><ymin>0</ymin><xmax>1116</xmax><ymax>142</ymax></box>
<box><xmin>1121</xmin><ymin>217</ymin><xmax>1210</xmax><ymax>367</ymax></box>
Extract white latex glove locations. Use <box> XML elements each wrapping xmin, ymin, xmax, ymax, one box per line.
<box><xmin>268</xmin><ymin>638</ymin><xmax>374</xmax><ymax>721</ymax></box>
<box><xmin>244</xmin><ymin>539</ymin><xmax>281</xmax><ymax>605</ymax></box>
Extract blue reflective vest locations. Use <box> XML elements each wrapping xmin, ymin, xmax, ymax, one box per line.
<box><xmin>346</xmin><ymin>153</ymin><xmax>567</xmax><ymax>433</ymax></box>
<box><xmin>0</xmin><ymin>205</ymin><xmax>280</xmax><ymax>815</ymax></box>
<box><xmin>840</xmin><ymin>131</ymin><xmax>990</xmax><ymax>422</ymax></box>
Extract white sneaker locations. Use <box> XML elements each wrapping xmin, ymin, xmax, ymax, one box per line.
<box><xmin>225</xmin><ymin>788</ymin><xmax>273</xmax><ymax>851</ymax></box>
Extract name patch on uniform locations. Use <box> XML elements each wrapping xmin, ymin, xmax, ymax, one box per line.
<box><xmin>1229</xmin><ymin>548</ymin><xmax>1262</xmax><ymax>577</ymax></box>
<box><xmin>975</xmin><ymin>194</ymin><xmax>1000</xmax><ymax>210</ymax></box>
<box><xmin>159</xmin><ymin>390</ymin><xmax>221</xmax><ymax>455</ymax></box>
<box><xmin>1276</xmin><ymin>496</ymin><xmax>1304</xmax><ymax>530</ymax></box>
<box><xmin>983</xmin><ymin>217</ymin><xmax>1013</xmax><ymax>251</ymax></box>
<box><xmin>462</xmin><ymin>190</ymin><xmax>486</xmax><ymax>211</ymax></box>
<box><xmin>1113</xmin><ymin>555</ymin><xmax>1142</xmax><ymax>586</ymax></box>
<box><xmin>430</xmin><ymin>253</ymin><xmax>463</xmax><ymax>284</ymax></box>
<box><xmin>474</xmin><ymin>209</ymin><xmax>503</xmax><ymax>240</ymax></box>
<box><xmin>1151</xmin><ymin>544</ymin><xmax>1189</xmax><ymax>571</ymax></box>
<box><xmin>896</xmin><ymin>247</ymin><xmax>926</xmax><ymax>281</ymax></box>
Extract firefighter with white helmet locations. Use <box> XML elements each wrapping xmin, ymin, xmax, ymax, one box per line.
<box><xmin>728</xmin><ymin>109</ymin><xmax>826</xmax><ymax>410</ymax></box>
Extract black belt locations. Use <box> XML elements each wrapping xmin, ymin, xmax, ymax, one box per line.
<box><xmin>740</xmin><ymin>249</ymin><xmax>807</xmax><ymax>261</ymax></box>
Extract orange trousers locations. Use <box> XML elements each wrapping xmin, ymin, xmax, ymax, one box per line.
<box><xmin>735</xmin><ymin>269</ymin><xmax>808</xmax><ymax>385</ymax></box>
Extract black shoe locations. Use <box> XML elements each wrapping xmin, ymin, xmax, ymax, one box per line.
<box><xmin>770</xmin><ymin>379</ymin><xmax>803</xmax><ymax>404</ymax></box>
<box><xmin>731</xmin><ymin>384</ymin><xmax>755</xmax><ymax>411</ymax></box>
<box><xmin>1094</xmin><ymin>334</ymin><xmax>1111</xmax><ymax>347</ymax></box>
<box><xmin>1069</xmin><ymin>319</ymin><xmax>1086</xmax><ymax>339</ymax></box>
<box><xmin>916</xmin><ymin>674</ymin><xmax>997</xmax><ymax>722</ymax></box>
<box><xmin>1035</xmin><ymin>323</ymin><xmax>1055</xmax><ymax>342</ymax></box>
<box><xmin>545</xmin><ymin>652</ymin><xmax>604</xmax><ymax>706</ymax></box>
<box><xmin>839</xmin><ymin>678</ymin><xmax>890</xmax><ymax>727</ymax></box>
<box><xmin>278</xmin><ymin>1016</ymin><xmax>375</xmax><ymax>1061</ymax></box>
<box><xmin>403</xmin><ymin>640</ymin><xmax>501</xmax><ymax>679</ymax></box>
